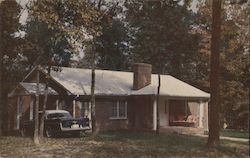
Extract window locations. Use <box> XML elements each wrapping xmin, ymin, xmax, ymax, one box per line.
<box><xmin>110</xmin><ymin>100</ymin><xmax>127</xmax><ymax>119</ymax></box>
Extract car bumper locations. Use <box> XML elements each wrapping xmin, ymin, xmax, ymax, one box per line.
<box><xmin>60</xmin><ymin>124</ymin><xmax>90</xmax><ymax>131</ymax></box>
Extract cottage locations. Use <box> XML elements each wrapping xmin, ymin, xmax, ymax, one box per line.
<box><xmin>7</xmin><ymin>63</ymin><xmax>210</xmax><ymax>134</ymax></box>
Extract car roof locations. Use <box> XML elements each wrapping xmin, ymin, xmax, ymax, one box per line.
<box><xmin>45</xmin><ymin>110</ymin><xmax>70</xmax><ymax>115</ymax></box>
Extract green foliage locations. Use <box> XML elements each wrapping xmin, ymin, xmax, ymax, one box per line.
<box><xmin>20</xmin><ymin>19</ymin><xmax>73</xmax><ymax>67</ymax></box>
<box><xmin>93</xmin><ymin>18</ymin><xmax>131</xmax><ymax>71</ymax></box>
<box><xmin>29</xmin><ymin>0</ymin><xmax>105</xmax><ymax>45</ymax></box>
<box><xmin>125</xmin><ymin>0</ymin><xmax>200</xmax><ymax>79</ymax></box>
<box><xmin>0</xmin><ymin>0</ymin><xmax>21</xmax><ymax>57</ymax></box>
<box><xmin>197</xmin><ymin>1</ymin><xmax>249</xmax><ymax>130</ymax></box>
<box><xmin>0</xmin><ymin>0</ymin><xmax>23</xmax><ymax>91</ymax></box>
<box><xmin>0</xmin><ymin>0</ymin><xmax>23</xmax><ymax>135</ymax></box>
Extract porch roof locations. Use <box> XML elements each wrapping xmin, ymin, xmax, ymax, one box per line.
<box><xmin>48</xmin><ymin>67</ymin><xmax>210</xmax><ymax>99</ymax></box>
<box><xmin>9</xmin><ymin>82</ymin><xmax>58</xmax><ymax>96</ymax></box>
<box><xmin>21</xmin><ymin>82</ymin><xmax>58</xmax><ymax>95</ymax></box>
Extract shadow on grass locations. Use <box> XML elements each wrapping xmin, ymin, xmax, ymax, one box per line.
<box><xmin>1</xmin><ymin>131</ymin><xmax>249</xmax><ymax>158</ymax></box>
<box><xmin>85</xmin><ymin>131</ymin><xmax>249</xmax><ymax>158</ymax></box>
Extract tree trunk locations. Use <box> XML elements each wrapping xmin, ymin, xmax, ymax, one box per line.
<box><xmin>34</xmin><ymin>67</ymin><xmax>40</xmax><ymax>145</ymax></box>
<box><xmin>207</xmin><ymin>0</ymin><xmax>222</xmax><ymax>150</ymax></box>
<box><xmin>0</xmin><ymin>38</ymin><xmax>3</xmax><ymax>136</ymax></box>
<box><xmin>90</xmin><ymin>46</ymin><xmax>96</xmax><ymax>134</ymax></box>
<box><xmin>156</xmin><ymin>74</ymin><xmax>161</xmax><ymax>135</ymax></box>
<box><xmin>0</xmin><ymin>2</ymin><xmax>2</xmax><ymax>136</ymax></box>
<box><xmin>39</xmin><ymin>66</ymin><xmax>51</xmax><ymax>139</ymax></box>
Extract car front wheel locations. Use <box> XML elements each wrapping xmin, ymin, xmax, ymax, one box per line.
<box><xmin>20</xmin><ymin>127</ymin><xmax>27</xmax><ymax>137</ymax></box>
<box><xmin>45</xmin><ymin>128</ymin><xmax>54</xmax><ymax>138</ymax></box>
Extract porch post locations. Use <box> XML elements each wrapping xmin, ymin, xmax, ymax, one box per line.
<box><xmin>29</xmin><ymin>97</ymin><xmax>34</xmax><ymax>121</ymax></box>
<box><xmin>16</xmin><ymin>96</ymin><xmax>20</xmax><ymax>129</ymax></box>
<box><xmin>199</xmin><ymin>100</ymin><xmax>204</xmax><ymax>128</ymax></box>
<box><xmin>205</xmin><ymin>102</ymin><xmax>209</xmax><ymax>130</ymax></box>
<box><xmin>153</xmin><ymin>97</ymin><xmax>157</xmax><ymax>130</ymax></box>
<box><xmin>73</xmin><ymin>100</ymin><xmax>76</xmax><ymax>118</ymax></box>
<box><xmin>56</xmin><ymin>99</ymin><xmax>59</xmax><ymax>110</ymax></box>
<box><xmin>166</xmin><ymin>100</ymin><xmax>169</xmax><ymax>126</ymax></box>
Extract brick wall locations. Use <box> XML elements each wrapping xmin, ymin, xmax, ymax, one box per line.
<box><xmin>93</xmin><ymin>96</ymin><xmax>154</xmax><ymax>132</ymax></box>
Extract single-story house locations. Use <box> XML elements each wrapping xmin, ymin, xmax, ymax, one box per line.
<box><xmin>7</xmin><ymin>63</ymin><xmax>210</xmax><ymax>134</ymax></box>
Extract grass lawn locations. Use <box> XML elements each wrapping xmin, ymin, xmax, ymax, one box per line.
<box><xmin>0</xmin><ymin>132</ymin><xmax>249</xmax><ymax>158</ymax></box>
<box><xmin>220</xmin><ymin>129</ymin><xmax>249</xmax><ymax>139</ymax></box>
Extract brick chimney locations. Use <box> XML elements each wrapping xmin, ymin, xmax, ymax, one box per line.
<box><xmin>133</xmin><ymin>63</ymin><xmax>152</xmax><ymax>90</ymax></box>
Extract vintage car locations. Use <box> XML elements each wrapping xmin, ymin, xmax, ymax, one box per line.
<box><xmin>21</xmin><ymin>110</ymin><xmax>90</xmax><ymax>137</ymax></box>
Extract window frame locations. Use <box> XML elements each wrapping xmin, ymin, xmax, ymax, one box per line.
<box><xmin>109</xmin><ymin>100</ymin><xmax>127</xmax><ymax>120</ymax></box>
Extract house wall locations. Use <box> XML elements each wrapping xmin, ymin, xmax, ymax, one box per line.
<box><xmin>95</xmin><ymin>98</ymin><xmax>129</xmax><ymax>132</ymax></box>
<box><xmin>128</xmin><ymin>95</ymin><xmax>154</xmax><ymax>130</ymax></box>
<box><xmin>87</xmin><ymin>95</ymin><xmax>155</xmax><ymax>132</ymax></box>
<box><xmin>159</xmin><ymin>97</ymin><xmax>168</xmax><ymax>126</ymax></box>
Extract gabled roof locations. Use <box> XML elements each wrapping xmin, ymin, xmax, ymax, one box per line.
<box><xmin>49</xmin><ymin>67</ymin><xmax>210</xmax><ymax>99</ymax></box>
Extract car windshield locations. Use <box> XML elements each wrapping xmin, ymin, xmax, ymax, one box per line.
<box><xmin>47</xmin><ymin>112</ymin><xmax>72</xmax><ymax>119</ymax></box>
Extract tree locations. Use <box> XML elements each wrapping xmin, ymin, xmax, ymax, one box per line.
<box><xmin>19</xmin><ymin>13</ymin><xmax>74</xmax><ymax>142</ymax></box>
<box><xmin>27</xmin><ymin>0</ymin><xmax>106</xmax><ymax>136</ymax></box>
<box><xmin>91</xmin><ymin>18</ymin><xmax>131</xmax><ymax>71</ymax></box>
<box><xmin>196</xmin><ymin>0</ymin><xmax>249</xmax><ymax>131</ymax></box>
<box><xmin>125</xmin><ymin>0</ymin><xmax>200</xmax><ymax>80</ymax></box>
<box><xmin>0</xmin><ymin>0</ymin><xmax>21</xmax><ymax>135</ymax></box>
<box><xmin>156</xmin><ymin>74</ymin><xmax>161</xmax><ymax>135</ymax></box>
<box><xmin>84</xmin><ymin>1</ymin><xmax>131</xmax><ymax>71</ymax></box>
<box><xmin>207</xmin><ymin>0</ymin><xmax>222</xmax><ymax>149</ymax></box>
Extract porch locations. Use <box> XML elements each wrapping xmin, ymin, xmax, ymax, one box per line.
<box><xmin>152</xmin><ymin>96</ymin><xmax>209</xmax><ymax>133</ymax></box>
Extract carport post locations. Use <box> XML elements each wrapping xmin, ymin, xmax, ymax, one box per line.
<box><xmin>56</xmin><ymin>99</ymin><xmax>59</xmax><ymax>110</ymax></box>
<box><xmin>73</xmin><ymin>100</ymin><xmax>76</xmax><ymax>118</ymax></box>
<box><xmin>199</xmin><ymin>100</ymin><xmax>204</xmax><ymax>128</ymax></box>
<box><xmin>153</xmin><ymin>97</ymin><xmax>157</xmax><ymax>130</ymax></box>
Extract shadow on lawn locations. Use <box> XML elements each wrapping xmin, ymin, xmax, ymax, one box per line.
<box><xmin>83</xmin><ymin>131</ymin><xmax>249</xmax><ymax>158</ymax></box>
<box><xmin>0</xmin><ymin>132</ymin><xmax>249</xmax><ymax>158</ymax></box>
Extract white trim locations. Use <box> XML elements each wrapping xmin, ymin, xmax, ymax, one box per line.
<box><xmin>199</xmin><ymin>101</ymin><xmax>204</xmax><ymax>128</ymax></box>
<box><xmin>125</xmin><ymin>101</ymin><xmax>127</xmax><ymax>118</ymax></box>
<box><xmin>109</xmin><ymin>117</ymin><xmax>127</xmax><ymax>120</ymax></box>
<box><xmin>109</xmin><ymin>100</ymin><xmax>127</xmax><ymax>120</ymax></box>
<box><xmin>153</xmin><ymin>98</ymin><xmax>157</xmax><ymax>130</ymax></box>
<box><xmin>116</xmin><ymin>100</ymin><xmax>119</xmax><ymax>117</ymax></box>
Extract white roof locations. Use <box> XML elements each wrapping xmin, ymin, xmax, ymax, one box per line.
<box><xmin>49</xmin><ymin>67</ymin><xmax>210</xmax><ymax>99</ymax></box>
